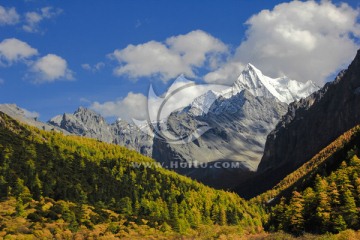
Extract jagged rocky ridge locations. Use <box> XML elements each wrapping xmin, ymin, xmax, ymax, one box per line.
<box><xmin>235</xmin><ymin>50</ymin><xmax>360</xmax><ymax>198</ymax></box>
<box><xmin>49</xmin><ymin>107</ymin><xmax>153</xmax><ymax>156</ymax></box>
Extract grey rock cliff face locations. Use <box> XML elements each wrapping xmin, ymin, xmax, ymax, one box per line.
<box><xmin>49</xmin><ymin>107</ymin><xmax>113</xmax><ymax>142</ymax></box>
<box><xmin>152</xmin><ymin>90</ymin><xmax>287</xmax><ymax>189</ymax></box>
<box><xmin>111</xmin><ymin>120</ymin><xmax>153</xmax><ymax>156</ymax></box>
<box><xmin>247</xmin><ymin>51</ymin><xmax>360</xmax><ymax>197</ymax></box>
<box><xmin>158</xmin><ymin>90</ymin><xmax>287</xmax><ymax>168</ymax></box>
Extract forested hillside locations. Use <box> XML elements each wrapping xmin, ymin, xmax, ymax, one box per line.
<box><xmin>3</xmin><ymin>109</ymin><xmax>360</xmax><ymax>238</ymax></box>
<box><xmin>254</xmin><ymin>125</ymin><xmax>360</xmax><ymax>205</ymax></box>
<box><xmin>254</xmin><ymin>125</ymin><xmax>360</xmax><ymax>235</ymax></box>
<box><xmin>0</xmin><ymin>112</ymin><xmax>263</xmax><ymax>238</ymax></box>
<box><xmin>268</xmin><ymin>152</ymin><xmax>360</xmax><ymax>234</ymax></box>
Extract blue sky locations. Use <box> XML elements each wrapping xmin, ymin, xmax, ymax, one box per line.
<box><xmin>0</xmin><ymin>0</ymin><xmax>360</xmax><ymax>121</ymax></box>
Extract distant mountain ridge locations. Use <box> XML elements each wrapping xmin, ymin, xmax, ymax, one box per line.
<box><xmin>48</xmin><ymin>106</ymin><xmax>153</xmax><ymax>156</ymax></box>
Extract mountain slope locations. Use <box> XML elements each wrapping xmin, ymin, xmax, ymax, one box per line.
<box><xmin>153</xmin><ymin>89</ymin><xmax>287</xmax><ymax>189</ymax></box>
<box><xmin>251</xmin><ymin>50</ymin><xmax>360</xmax><ymax>197</ymax></box>
<box><xmin>0</xmin><ymin>111</ymin><xmax>263</xmax><ymax>235</ymax></box>
<box><xmin>152</xmin><ymin>64</ymin><xmax>317</xmax><ymax>189</ymax></box>
<box><xmin>0</xmin><ymin>104</ymin><xmax>69</xmax><ymax>134</ymax></box>
<box><xmin>253</xmin><ymin>124</ymin><xmax>360</xmax><ymax>235</ymax></box>
<box><xmin>254</xmin><ymin>125</ymin><xmax>360</xmax><ymax>205</ymax></box>
<box><xmin>267</xmin><ymin>146</ymin><xmax>360</xmax><ymax>234</ymax></box>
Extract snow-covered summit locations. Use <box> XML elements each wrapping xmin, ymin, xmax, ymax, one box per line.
<box><xmin>227</xmin><ymin>63</ymin><xmax>319</xmax><ymax>104</ymax></box>
<box><xmin>188</xmin><ymin>63</ymin><xmax>319</xmax><ymax>116</ymax></box>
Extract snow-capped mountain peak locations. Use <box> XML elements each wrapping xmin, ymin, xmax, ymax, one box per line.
<box><xmin>228</xmin><ymin>63</ymin><xmax>319</xmax><ymax>104</ymax></box>
<box><xmin>187</xmin><ymin>63</ymin><xmax>319</xmax><ymax>116</ymax></box>
<box><xmin>229</xmin><ymin>63</ymin><xmax>277</xmax><ymax>100</ymax></box>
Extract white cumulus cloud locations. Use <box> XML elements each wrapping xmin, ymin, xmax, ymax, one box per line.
<box><xmin>209</xmin><ymin>1</ymin><xmax>360</xmax><ymax>85</ymax></box>
<box><xmin>91</xmin><ymin>77</ymin><xmax>229</xmax><ymax>122</ymax></box>
<box><xmin>204</xmin><ymin>61</ymin><xmax>245</xmax><ymax>84</ymax></box>
<box><xmin>110</xmin><ymin>30</ymin><xmax>228</xmax><ymax>82</ymax></box>
<box><xmin>0</xmin><ymin>38</ymin><xmax>38</xmax><ymax>65</ymax></box>
<box><xmin>31</xmin><ymin>54</ymin><xmax>73</xmax><ymax>83</ymax></box>
<box><xmin>165</xmin><ymin>30</ymin><xmax>227</xmax><ymax>68</ymax></box>
<box><xmin>91</xmin><ymin>92</ymin><xmax>148</xmax><ymax>121</ymax></box>
<box><xmin>0</xmin><ymin>5</ymin><xmax>19</xmax><ymax>25</ymax></box>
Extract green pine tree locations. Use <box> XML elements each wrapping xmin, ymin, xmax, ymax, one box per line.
<box><xmin>285</xmin><ymin>191</ymin><xmax>304</xmax><ymax>234</ymax></box>
<box><xmin>341</xmin><ymin>189</ymin><xmax>358</xmax><ymax>228</ymax></box>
